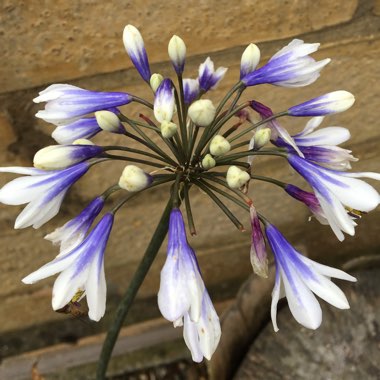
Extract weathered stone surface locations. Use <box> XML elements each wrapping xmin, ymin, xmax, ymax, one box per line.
<box><xmin>0</xmin><ymin>0</ymin><xmax>358</xmax><ymax>93</ymax></box>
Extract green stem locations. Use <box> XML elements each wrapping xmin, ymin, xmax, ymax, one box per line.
<box><xmin>183</xmin><ymin>183</ymin><xmax>196</xmax><ymax>235</ymax></box>
<box><xmin>101</xmin><ymin>153</ymin><xmax>166</xmax><ymax>168</ymax></box>
<box><xmin>102</xmin><ymin>146</ymin><xmax>170</xmax><ymax>164</ymax></box>
<box><xmin>251</xmin><ymin>174</ymin><xmax>287</xmax><ymax>188</ymax></box>
<box><xmin>131</xmin><ymin>95</ymin><xmax>154</xmax><ymax>109</ymax></box>
<box><xmin>96</xmin><ymin>197</ymin><xmax>174</xmax><ymax>380</ymax></box>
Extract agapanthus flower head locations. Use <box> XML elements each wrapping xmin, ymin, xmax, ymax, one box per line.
<box><xmin>240</xmin><ymin>43</ymin><xmax>261</xmax><ymax>79</ymax></box>
<box><xmin>123</xmin><ymin>24</ymin><xmax>151</xmax><ymax>82</ymax></box>
<box><xmin>22</xmin><ymin>213</ymin><xmax>114</xmax><ymax>321</ymax></box>
<box><xmin>266</xmin><ymin>224</ymin><xmax>356</xmax><ymax>331</ymax></box>
<box><xmin>33</xmin><ymin>144</ymin><xmax>103</xmax><ymax>170</ymax></box>
<box><xmin>45</xmin><ymin>196</ymin><xmax>105</xmax><ymax>254</ymax></box>
<box><xmin>198</xmin><ymin>57</ymin><xmax>228</xmax><ymax>92</ymax></box>
<box><xmin>0</xmin><ymin>163</ymin><xmax>89</xmax><ymax>229</ymax></box>
<box><xmin>288</xmin><ymin>91</ymin><xmax>355</xmax><ymax>117</ymax></box>
<box><xmin>288</xmin><ymin>154</ymin><xmax>380</xmax><ymax>241</ymax></box>
<box><xmin>154</xmin><ymin>78</ymin><xmax>175</xmax><ymax>123</ymax></box>
<box><xmin>249</xmin><ymin>205</ymin><xmax>268</xmax><ymax>277</ymax></box>
<box><xmin>183</xmin><ymin>78</ymin><xmax>200</xmax><ymax>104</ymax></box>
<box><xmin>241</xmin><ymin>39</ymin><xmax>330</xmax><ymax>87</ymax></box>
<box><xmin>34</xmin><ymin>84</ymin><xmax>132</xmax><ymax>125</ymax></box>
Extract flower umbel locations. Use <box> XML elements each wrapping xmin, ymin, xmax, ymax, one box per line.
<box><xmin>1</xmin><ymin>24</ymin><xmax>377</xmax><ymax>373</ymax></box>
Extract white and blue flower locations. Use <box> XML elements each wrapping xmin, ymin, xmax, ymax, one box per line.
<box><xmin>154</xmin><ymin>78</ymin><xmax>175</xmax><ymax>123</ymax></box>
<box><xmin>22</xmin><ymin>213</ymin><xmax>114</xmax><ymax>321</ymax></box>
<box><xmin>198</xmin><ymin>57</ymin><xmax>227</xmax><ymax>92</ymax></box>
<box><xmin>45</xmin><ymin>196</ymin><xmax>105</xmax><ymax>254</ymax></box>
<box><xmin>34</xmin><ymin>84</ymin><xmax>132</xmax><ymax>124</ymax></box>
<box><xmin>123</xmin><ymin>24</ymin><xmax>151</xmax><ymax>82</ymax></box>
<box><xmin>183</xmin><ymin>78</ymin><xmax>200</xmax><ymax>105</ymax></box>
<box><xmin>241</xmin><ymin>39</ymin><xmax>330</xmax><ymax>87</ymax></box>
<box><xmin>266</xmin><ymin>224</ymin><xmax>356</xmax><ymax>331</ymax></box>
<box><xmin>288</xmin><ymin>91</ymin><xmax>355</xmax><ymax>117</ymax></box>
<box><xmin>277</xmin><ymin>117</ymin><xmax>358</xmax><ymax>170</ymax></box>
<box><xmin>0</xmin><ymin>163</ymin><xmax>89</xmax><ymax>229</ymax></box>
<box><xmin>288</xmin><ymin>154</ymin><xmax>380</xmax><ymax>241</ymax></box>
<box><xmin>158</xmin><ymin>208</ymin><xmax>220</xmax><ymax>361</ymax></box>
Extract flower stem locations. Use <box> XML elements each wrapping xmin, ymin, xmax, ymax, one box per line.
<box><xmin>96</xmin><ymin>196</ymin><xmax>174</xmax><ymax>380</ymax></box>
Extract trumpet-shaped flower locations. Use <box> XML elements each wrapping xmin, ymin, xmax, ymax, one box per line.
<box><xmin>266</xmin><ymin>224</ymin><xmax>356</xmax><ymax>331</ymax></box>
<box><xmin>288</xmin><ymin>91</ymin><xmax>355</xmax><ymax>117</ymax></box>
<box><xmin>22</xmin><ymin>213</ymin><xmax>114</xmax><ymax>321</ymax></box>
<box><xmin>33</xmin><ymin>144</ymin><xmax>103</xmax><ymax>170</ymax></box>
<box><xmin>168</xmin><ymin>35</ymin><xmax>186</xmax><ymax>75</ymax></box>
<box><xmin>198</xmin><ymin>57</ymin><xmax>227</xmax><ymax>92</ymax></box>
<box><xmin>154</xmin><ymin>79</ymin><xmax>175</xmax><ymax>123</ymax></box>
<box><xmin>0</xmin><ymin>163</ymin><xmax>89</xmax><ymax>229</ymax></box>
<box><xmin>45</xmin><ymin>196</ymin><xmax>105</xmax><ymax>254</ymax></box>
<box><xmin>241</xmin><ymin>39</ymin><xmax>330</xmax><ymax>87</ymax></box>
<box><xmin>288</xmin><ymin>154</ymin><xmax>380</xmax><ymax>241</ymax></box>
<box><xmin>123</xmin><ymin>25</ymin><xmax>151</xmax><ymax>82</ymax></box>
<box><xmin>181</xmin><ymin>291</ymin><xmax>221</xmax><ymax>362</ymax></box>
<box><xmin>277</xmin><ymin>117</ymin><xmax>358</xmax><ymax>170</ymax></box>
<box><xmin>158</xmin><ymin>208</ymin><xmax>205</xmax><ymax>322</ymax></box>
<box><xmin>34</xmin><ymin>84</ymin><xmax>132</xmax><ymax>125</ymax></box>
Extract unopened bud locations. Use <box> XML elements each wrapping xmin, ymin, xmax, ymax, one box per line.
<box><xmin>118</xmin><ymin>165</ymin><xmax>153</xmax><ymax>192</ymax></box>
<box><xmin>161</xmin><ymin>121</ymin><xmax>178</xmax><ymax>138</ymax></box>
<box><xmin>150</xmin><ymin>73</ymin><xmax>164</xmax><ymax>93</ymax></box>
<box><xmin>210</xmin><ymin>135</ymin><xmax>231</xmax><ymax>156</ymax></box>
<box><xmin>254</xmin><ymin>128</ymin><xmax>271</xmax><ymax>149</ymax></box>
<box><xmin>240</xmin><ymin>43</ymin><xmax>260</xmax><ymax>79</ymax></box>
<box><xmin>168</xmin><ymin>35</ymin><xmax>186</xmax><ymax>74</ymax></box>
<box><xmin>95</xmin><ymin>110</ymin><xmax>121</xmax><ymax>132</ymax></box>
<box><xmin>34</xmin><ymin>144</ymin><xmax>102</xmax><ymax>170</ymax></box>
<box><xmin>201</xmin><ymin>154</ymin><xmax>216</xmax><ymax>169</ymax></box>
<box><xmin>72</xmin><ymin>138</ymin><xmax>95</xmax><ymax>145</ymax></box>
<box><xmin>188</xmin><ymin>99</ymin><xmax>216</xmax><ymax>127</ymax></box>
<box><xmin>226</xmin><ymin>166</ymin><xmax>250</xmax><ymax>189</ymax></box>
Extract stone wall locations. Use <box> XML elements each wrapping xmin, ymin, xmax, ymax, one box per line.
<box><xmin>0</xmin><ymin>0</ymin><xmax>379</xmax><ymax>378</ymax></box>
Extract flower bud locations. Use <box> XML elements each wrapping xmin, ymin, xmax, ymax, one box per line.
<box><xmin>210</xmin><ymin>135</ymin><xmax>231</xmax><ymax>156</ymax></box>
<box><xmin>150</xmin><ymin>73</ymin><xmax>164</xmax><ymax>93</ymax></box>
<box><xmin>201</xmin><ymin>154</ymin><xmax>216</xmax><ymax>170</ymax></box>
<box><xmin>254</xmin><ymin>128</ymin><xmax>271</xmax><ymax>149</ymax></box>
<box><xmin>161</xmin><ymin>121</ymin><xmax>178</xmax><ymax>138</ymax></box>
<box><xmin>95</xmin><ymin>110</ymin><xmax>121</xmax><ymax>132</ymax></box>
<box><xmin>154</xmin><ymin>79</ymin><xmax>175</xmax><ymax>123</ymax></box>
<box><xmin>123</xmin><ymin>24</ymin><xmax>151</xmax><ymax>82</ymax></box>
<box><xmin>188</xmin><ymin>99</ymin><xmax>216</xmax><ymax>127</ymax></box>
<box><xmin>226</xmin><ymin>166</ymin><xmax>250</xmax><ymax>189</ymax></box>
<box><xmin>73</xmin><ymin>138</ymin><xmax>95</xmax><ymax>145</ymax></box>
<box><xmin>118</xmin><ymin>165</ymin><xmax>153</xmax><ymax>192</ymax></box>
<box><xmin>240</xmin><ymin>43</ymin><xmax>260</xmax><ymax>79</ymax></box>
<box><xmin>288</xmin><ymin>91</ymin><xmax>355</xmax><ymax>117</ymax></box>
<box><xmin>250</xmin><ymin>205</ymin><xmax>268</xmax><ymax>278</ymax></box>
<box><xmin>168</xmin><ymin>35</ymin><xmax>186</xmax><ymax>74</ymax></box>
<box><xmin>34</xmin><ymin>144</ymin><xmax>102</xmax><ymax>170</ymax></box>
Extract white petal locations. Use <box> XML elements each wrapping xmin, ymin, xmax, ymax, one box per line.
<box><xmin>22</xmin><ymin>249</ymin><xmax>80</xmax><ymax>284</ymax></box>
<box><xmin>52</xmin><ymin>262</ymin><xmax>90</xmax><ymax>310</ymax></box>
<box><xmin>271</xmin><ymin>270</ymin><xmax>282</xmax><ymax>332</ymax></box>
<box><xmin>281</xmin><ymin>266</ymin><xmax>322</xmax><ymax>330</ymax></box>
<box><xmin>295</xmin><ymin>127</ymin><xmax>351</xmax><ymax>146</ymax></box>
<box><xmin>86</xmin><ymin>255</ymin><xmax>106</xmax><ymax>321</ymax></box>
<box><xmin>183</xmin><ymin>313</ymin><xmax>203</xmax><ymax>363</ymax></box>
<box><xmin>296</xmin><ymin>116</ymin><xmax>324</xmax><ymax>136</ymax></box>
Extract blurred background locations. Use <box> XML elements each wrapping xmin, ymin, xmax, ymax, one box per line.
<box><xmin>0</xmin><ymin>0</ymin><xmax>379</xmax><ymax>379</ymax></box>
